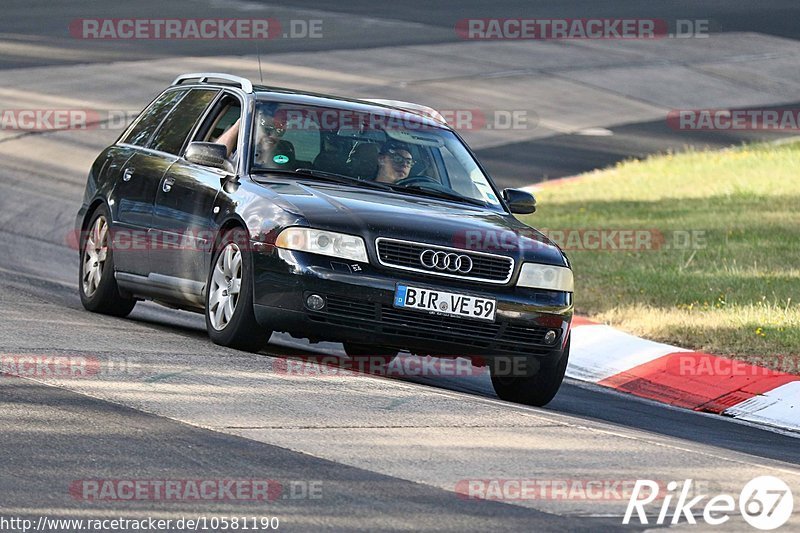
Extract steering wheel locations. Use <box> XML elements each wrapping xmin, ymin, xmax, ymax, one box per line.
<box><xmin>394</xmin><ymin>175</ymin><xmax>448</xmax><ymax>191</ymax></box>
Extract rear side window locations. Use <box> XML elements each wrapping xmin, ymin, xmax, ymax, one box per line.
<box><xmin>121</xmin><ymin>90</ymin><xmax>186</xmax><ymax>147</ymax></box>
<box><xmin>149</xmin><ymin>89</ymin><xmax>219</xmax><ymax>155</ymax></box>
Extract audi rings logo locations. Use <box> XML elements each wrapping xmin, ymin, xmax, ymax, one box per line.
<box><xmin>419</xmin><ymin>250</ymin><xmax>474</xmax><ymax>273</ymax></box>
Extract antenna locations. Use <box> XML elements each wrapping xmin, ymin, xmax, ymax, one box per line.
<box><xmin>256</xmin><ymin>43</ymin><xmax>264</xmax><ymax>84</ymax></box>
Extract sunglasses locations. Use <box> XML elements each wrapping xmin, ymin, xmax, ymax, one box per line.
<box><xmin>387</xmin><ymin>153</ymin><xmax>415</xmax><ymax>167</ymax></box>
<box><xmin>259</xmin><ymin>118</ymin><xmax>286</xmax><ymax>137</ymax></box>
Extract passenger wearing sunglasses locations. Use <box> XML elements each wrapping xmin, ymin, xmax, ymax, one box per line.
<box><xmin>375</xmin><ymin>142</ymin><xmax>415</xmax><ymax>184</ymax></box>
<box><xmin>215</xmin><ymin>109</ymin><xmax>290</xmax><ymax>167</ymax></box>
<box><xmin>253</xmin><ymin>111</ymin><xmax>288</xmax><ymax>165</ymax></box>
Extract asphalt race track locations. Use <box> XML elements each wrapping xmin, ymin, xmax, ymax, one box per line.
<box><xmin>1</xmin><ymin>1</ymin><xmax>799</xmax><ymax>531</ymax></box>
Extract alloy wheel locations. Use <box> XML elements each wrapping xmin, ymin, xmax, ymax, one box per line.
<box><xmin>82</xmin><ymin>216</ymin><xmax>109</xmax><ymax>297</ymax></box>
<box><xmin>208</xmin><ymin>242</ymin><xmax>243</xmax><ymax>330</ymax></box>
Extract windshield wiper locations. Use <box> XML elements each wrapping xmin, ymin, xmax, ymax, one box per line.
<box><xmin>389</xmin><ymin>184</ymin><xmax>488</xmax><ymax>207</ymax></box>
<box><xmin>293</xmin><ymin>168</ymin><xmax>395</xmax><ymax>190</ymax></box>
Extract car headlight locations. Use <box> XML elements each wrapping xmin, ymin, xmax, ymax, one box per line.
<box><xmin>275</xmin><ymin>227</ymin><xmax>368</xmax><ymax>263</ymax></box>
<box><xmin>517</xmin><ymin>263</ymin><xmax>574</xmax><ymax>292</ymax></box>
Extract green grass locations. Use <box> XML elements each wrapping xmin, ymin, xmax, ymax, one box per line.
<box><xmin>520</xmin><ymin>141</ymin><xmax>800</xmax><ymax>367</ymax></box>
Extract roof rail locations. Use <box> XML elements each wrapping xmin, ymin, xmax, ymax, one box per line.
<box><xmin>172</xmin><ymin>72</ymin><xmax>254</xmax><ymax>94</ymax></box>
<box><xmin>364</xmin><ymin>99</ymin><xmax>448</xmax><ymax>125</ymax></box>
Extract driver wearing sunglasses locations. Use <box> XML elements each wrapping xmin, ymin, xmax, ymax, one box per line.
<box><xmin>375</xmin><ymin>142</ymin><xmax>415</xmax><ymax>184</ymax></box>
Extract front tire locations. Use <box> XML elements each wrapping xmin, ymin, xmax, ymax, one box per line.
<box><xmin>205</xmin><ymin>229</ymin><xmax>271</xmax><ymax>352</ymax></box>
<box><xmin>78</xmin><ymin>205</ymin><xmax>136</xmax><ymax>317</ymax></box>
<box><xmin>490</xmin><ymin>336</ymin><xmax>570</xmax><ymax>407</ymax></box>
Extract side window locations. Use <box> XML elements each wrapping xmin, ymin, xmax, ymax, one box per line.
<box><xmin>195</xmin><ymin>94</ymin><xmax>242</xmax><ymax>151</ymax></box>
<box><xmin>441</xmin><ymin>147</ymin><xmax>468</xmax><ymax>185</ymax></box>
<box><xmin>206</xmin><ymin>101</ymin><xmax>241</xmax><ymax>143</ymax></box>
<box><xmin>441</xmin><ymin>146</ymin><xmax>480</xmax><ymax>197</ymax></box>
<box><xmin>121</xmin><ymin>90</ymin><xmax>186</xmax><ymax>147</ymax></box>
<box><xmin>440</xmin><ymin>144</ymin><xmax>499</xmax><ymax>204</ymax></box>
<box><xmin>149</xmin><ymin>89</ymin><xmax>219</xmax><ymax>155</ymax></box>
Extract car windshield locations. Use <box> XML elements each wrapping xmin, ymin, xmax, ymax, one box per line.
<box><xmin>249</xmin><ymin>101</ymin><xmax>504</xmax><ymax>210</ymax></box>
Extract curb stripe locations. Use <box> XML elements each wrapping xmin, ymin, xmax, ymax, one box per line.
<box><xmin>571</xmin><ymin>316</ymin><xmax>600</xmax><ymax>327</ymax></box>
<box><xmin>568</xmin><ymin>317</ymin><xmax>799</xmax><ymax>433</ymax></box>
<box><xmin>723</xmin><ymin>381</ymin><xmax>800</xmax><ymax>432</ymax></box>
<box><xmin>567</xmin><ymin>325</ymin><xmax>686</xmax><ymax>382</ymax></box>
<box><xmin>597</xmin><ymin>351</ymin><xmax>799</xmax><ymax>412</ymax></box>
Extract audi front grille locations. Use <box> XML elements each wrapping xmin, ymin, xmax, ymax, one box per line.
<box><xmin>375</xmin><ymin>237</ymin><xmax>514</xmax><ymax>284</ymax></box>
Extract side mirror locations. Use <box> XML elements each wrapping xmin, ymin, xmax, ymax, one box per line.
<box><xmin>503</xmin><ymin>188</ymin><xmax>537</xmax><ymax>214</ymax></box>
<box><xmin>186</xmin><ymin>142</ymin><xmax>234</xmax><ymax>173</ymax></box>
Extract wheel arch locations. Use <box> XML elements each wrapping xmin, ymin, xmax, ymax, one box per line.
<box><xmin>82</xmin><ymin>198</ymin><xmax>108</xmax><ymax>231</ymax></box>
<box><xmin>210</xmin><ymin>215</ymin><xmax>249</xmax><ymax>261</ymax></box>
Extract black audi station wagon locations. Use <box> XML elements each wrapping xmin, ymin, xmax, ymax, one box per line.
<box><xmin>77</xmin><ymin>73</ymin><xmax>574</xmax><ymax>406</ymax></box>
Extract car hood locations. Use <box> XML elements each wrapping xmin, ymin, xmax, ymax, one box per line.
<box><xmin>252</xmin><ymin>178</ymin><xmax>567</xmax><ymax>267</ymax></box>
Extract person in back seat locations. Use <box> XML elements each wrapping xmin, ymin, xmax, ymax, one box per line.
<box><xmin>311</xmin><ymin>135</ymin><xmax>348</xmax><ymax>174</ymax></box>
<box><xmin>346</xmin><ymin>142</ymin><xmax>380</xmax><ymax>180</ymax></box>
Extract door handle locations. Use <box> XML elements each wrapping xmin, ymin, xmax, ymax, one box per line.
<box><xmin>162</xmin><ymin>176</ymin><xmax>176</xmax><ymax>193</ymax></box>
<box><xmin>122</xmin><ymin>167</ymin><xmax>135</xmax><ymax>182</ymax></box>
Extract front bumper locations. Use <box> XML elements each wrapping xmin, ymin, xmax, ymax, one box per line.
<box><xmin>251</xmin><ymin>245</ymin><xmax>573</xmax><ymax>362</ymax></box>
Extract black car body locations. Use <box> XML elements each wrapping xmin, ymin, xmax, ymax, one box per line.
<box><xmin>76</xmin><ymin>73</ymin><xmax>574</xmax><ymax>406</ymax></box>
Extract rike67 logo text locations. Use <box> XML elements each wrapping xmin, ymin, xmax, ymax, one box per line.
<box><xmin>624</xmin><ymin>476</ymin><xmax>794</xmax><ymax>530</ymax></box>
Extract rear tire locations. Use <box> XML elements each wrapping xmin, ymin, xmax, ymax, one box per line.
<box><xmin>78</xmin><ymin>205</ymin><xmax>136</xmax><ymax>317</ymax></box>
<box><xmin>205</xmin><ymin>229</ymin><xmax>271</xmax><ymax>352</ymax></box>
<box><xmin>490</xmin><ymin>336</ymin><xmax>570</xmax><ymax>407</ymax></box>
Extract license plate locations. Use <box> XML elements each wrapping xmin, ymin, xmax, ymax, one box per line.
<box><xmin>394</xmin><ymin>285</ymin><xmax>496</xmax><ymax>322</ymax></box>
